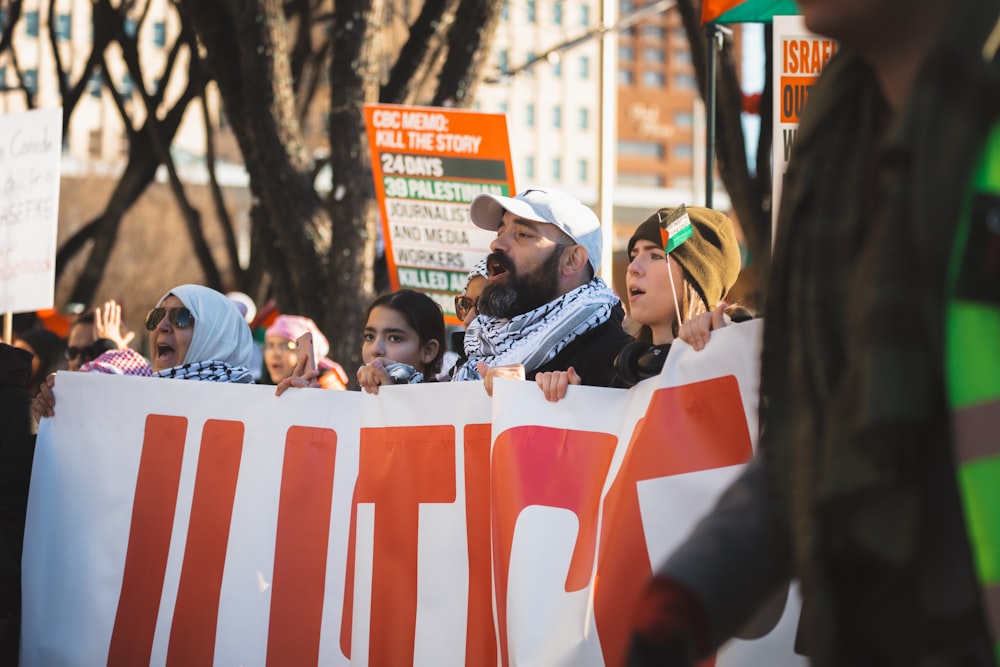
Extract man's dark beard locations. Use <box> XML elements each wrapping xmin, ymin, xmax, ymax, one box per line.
<box><xmin>477</xmin><ymin>245</ymin><xmax>565</xmax><ymax>319</ymax></box>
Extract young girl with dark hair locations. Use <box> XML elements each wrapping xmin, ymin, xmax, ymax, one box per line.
<box><xmin>356</xmin><ymin>289</ymin><xmax>447</xmax><ymax>394</ymax></box>
<box><xmin>275</xmin><ymin>289</ymin><xmax>447</xmax><ymax>396</ymax></box>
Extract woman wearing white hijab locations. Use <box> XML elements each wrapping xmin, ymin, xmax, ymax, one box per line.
<box><xmin>148</xmin><ymin>284</ymin><xmax>254</xmax><ymax>382</ymax></box>
<box><xmin>32</xmin><ymin>285</ymin><xmax>254</xmax><ymax>421</ymax></box>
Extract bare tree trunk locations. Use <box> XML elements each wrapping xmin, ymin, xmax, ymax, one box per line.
<box><xmin>68</xmin><ymin>79</ymin><xmax>204</xmax><ymax>304</ymax></box>
<box><xmin>323</xmin><ymin>0</ymin><xmax>384</xmax><ymax>373</ymax></box>
<box><xmin>432</xmin><ymin>0</ymin><xmax>503</xmax><ymax>107</ymax></box>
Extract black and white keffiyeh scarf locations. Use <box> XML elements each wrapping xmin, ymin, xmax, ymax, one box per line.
<box><xmin>154</xmin><ymin>359</ymin><xmax>254</xmax><ymax>384</ymax></box>
<box><xmin>453</xmin><ymin>278</ymin><xmax>619</xmax><ymax>381</ymax></box>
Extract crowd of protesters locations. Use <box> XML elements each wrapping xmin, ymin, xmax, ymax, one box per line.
<box><xmin>10</xmin><ymin>0</ymin><xmax>1000</xmax><ymax>649</ymax></box>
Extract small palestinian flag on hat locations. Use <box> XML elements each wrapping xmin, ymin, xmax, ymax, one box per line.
<box><xmin>658</xmin><ymin>203</ymin><xmax>694</xmax><ymax>254</ymax></box>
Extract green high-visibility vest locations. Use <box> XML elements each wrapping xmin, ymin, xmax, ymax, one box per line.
<box><xmin>946</xmin><ymin>121</ymin><xmax>1000</xmax><ymax>663</ymax></box>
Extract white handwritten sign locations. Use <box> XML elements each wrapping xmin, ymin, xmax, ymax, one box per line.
<box><xmin>0</xmin><ymin>107</ymin><xmax>63</xmax><ymax>313</ymax></box>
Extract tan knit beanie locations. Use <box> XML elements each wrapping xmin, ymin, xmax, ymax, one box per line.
<box><xmin>627</xmin><ymin>206</ymin><xmax>741</xmax><ymax>306</ymax></box>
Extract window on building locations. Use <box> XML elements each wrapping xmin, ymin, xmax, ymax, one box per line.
<box><xmin>580</xmin><ymin>4</ymin><xmax>590</xmax><ymax>26</ymax></box>
<box><xmin>499</xmin><ymin>50</ymin><xmax>509</xmax><ymax>75</ymax></box>
<box><xmin>617</xmin><ymin>172</ymin><xmax>665</xmax><ymax>187</ymax></box>
<box><xmin>23</xmin><ymin>69</ymin><xmax>38</xmax><ymax>94</ymax></box>
<box><xmin>674</xmin><ymin>73</ymin><xmax>696</xmax><ymax>90</ymax></box>
<box><xmin>25</xmin><ymin>11</ymin><xmax>40</xmax><ymax>37</ymax></box>
<box><xmin>121</xmin><ymin>72</ymin><xmax>133</xmax><ymax>97</ymax></box>
<box><xmin>621</xmin><ymin>0</ymin><xmax>635</xmax><ymax>13</ymax></box>
<box><xmin>618</xmin><ymin>139</ymin><xmax>665</xmax><ymax>158</ymax></box>
<box><xmin>642</xmin><ymin>25</ymin><xmax>666</xmax><ymax>40</ymax></box>
<box><xmin>88</xmin><ymin>128</ymin><xmax>102</xmax><ymax>157</ymax></box>
<box><xmin>618</xmin><ymin>69</ymin><xmax>634</xmax><ymax>85</ymax></box>
<box><xmin>124</xmin><ymin>17</ymin><xmax>137</xmax><ymax>38</ymax></box>
<box><xmin>615</xmin><ymin>171</ymin><xmax>666</xmax><ymax>188</ymax></box>
<box><xmin>87</xmin><ymin>71</ymin><xmax>102</xmax><ymax>97</ymax></box>
<box><xmin>554</xmin><ymin>1</ymin><xmax>563</xmax><ymax>25</ymax></box>
<box><xmin>579</xmin><ymin>107</ymin><xmax>589</xmax><ymax>129</ymax></box>
<box><xmin>0</xmin><ymin>8</ymin><xmax>7</xmax><ymax>31</ymax></box>
<box><xmin>525</xmin><ymin>155</ymin><xmax>535</xmax><ymax>178</ymax></box>
<box><xmin>527</xmin><ymin>0</ymin><xmax>536</xmax><ymax>23</ymax></box>
<box><xmin>526</xmin><ymin>104</ymin><xmax>535</xmax><ymax>127</ymax></box>
<box><xmin>552</xmin><ymin>60</ymin><xmax>562</xmax><ymax>77</ymax></box>
<box><xmin>643</xmin><ymin>47</ymin><xmax>665</xmax><ymax>63</ymax></box>
<box><xmin>675</xmin><ymin>143</ymin><xmax>693</xmax><ymax>159</ymax></box>
<box><xmin>152</xmin><ymin>77</ymin><xmax>161</xmax><ymax>95</ymax></box>
<box><xmin>578</xmin><ymin>159</ymin><xmax>588</xmax><ymax>182</ymax></box>
<box><xmin>619</xmin><ymin>45</ymin><xmax>633</xmax><ymax>61</ymax></box>
<box><xmin>153</xmin><ymin>21</ymin><xmax>166</xmax><ymax>47</ymax></box>
<box><xmin>675</xmin><ymin>111</ymin><xmax>693</xmax><ymax>127</ymax></box>
<box><xmin>674</xmin><ymin>49</ymin><xmax>692</xmax><ymax>65</ymax></box>
<box><xmin>580</xmin><ymin>56</ymin><xmax>590</xmax><ymax>78</ymax></box>
<box><xmin>552</xmin><ymin>106</ymin><xmax>562</xmax><ymax>128</ymax></box>
<box><xmin>499</xmin><ymin>101</ymin><xmax>508</xmax><ymax>114</ymax></box>
<box><xmin>643</xmin><ymin>70</ymin><xmax>665</xmax><ymax>87</ymax></box>
<box><xmin>552</xmin><ymin>157</ymin><xmax>562</xmax><ymax>180</ymax></box>
<box><xmin>526</xmin><ymin>51</ymin><xmax>537</xmax><ymax>76</ymax></box>
<box><xmin>502</xmin><ymin>1</ymin><xmax>509</xmax><ymax>20</ymax></box>
<box><xmin>55</xmin><ymin>13</ymin><xmax>72</xmax><ymax>41</ymax></box>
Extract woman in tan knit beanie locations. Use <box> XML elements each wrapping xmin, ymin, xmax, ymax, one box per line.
<box><xmin>534</xmin><ymin>204</ymin><xmax>746</xmax><ymax>399</ymax></box>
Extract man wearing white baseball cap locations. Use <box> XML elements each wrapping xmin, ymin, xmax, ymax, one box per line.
<box><xmin>452</xmin><ymin>188</ymin><xmax>632</xmax><ymax>393</ymax></box>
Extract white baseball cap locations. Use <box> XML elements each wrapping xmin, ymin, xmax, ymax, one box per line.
<box><xmin>470</xmin><ymin>189</ymin><xmax>603</xmax><ymax>274</ymax></box>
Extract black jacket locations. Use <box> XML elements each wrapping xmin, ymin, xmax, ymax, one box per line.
<box><xmin>528</xmin><ymin>304</ymin><xmax>634</xmax><ymax>387</ymax></box>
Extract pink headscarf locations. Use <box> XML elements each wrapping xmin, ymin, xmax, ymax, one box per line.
<box><xmin>265</xmin><ymin>315</ymin><xmax>341</xmax><ymax>372</ymax></box>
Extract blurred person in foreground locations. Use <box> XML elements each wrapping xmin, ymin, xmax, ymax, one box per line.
<box><xmin>0</xmin><ymin>344</ymin><xmax>35</xmax><ymax>663</ymax></box>
<box><xmin>626</xmin><ymin>0</ymin><xmax>1000</xmax><ymax>665</ymax></box>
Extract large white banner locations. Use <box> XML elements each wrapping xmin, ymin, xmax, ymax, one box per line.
<box><xmin>22</xmin><ymin>319</ymin><xmax>805</xmax><ymax>666</ymax></box>
<box><xmin>0</xmin><ymin>107</ymin><xmax>63</xmax><ymax>314</ymax></box>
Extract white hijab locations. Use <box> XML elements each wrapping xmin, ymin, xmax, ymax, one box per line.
<box><xmin>157</xmin><ymin>284</ymin><xmax>253</xmax><ymax>369</ymax></box>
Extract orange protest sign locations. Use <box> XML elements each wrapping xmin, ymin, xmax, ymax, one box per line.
<box><xmin>364</xmin><ymin>104</ymin><xmax>517</xmax><ymax>324</ymax></box>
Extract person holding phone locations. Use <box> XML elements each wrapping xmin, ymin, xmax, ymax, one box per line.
<box><xmin>263</xmin><ymin>315</ymin><xmax>348</xmax><ymax>390</ymax></box>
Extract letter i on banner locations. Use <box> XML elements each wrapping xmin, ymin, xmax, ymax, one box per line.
<box><xmin>108</xmin><ymin>418</ymin><xmax>246</xmax><ymax>667</ymax></box>
<box><xmin>341</xmin><ymin>425</ymin><xmax>457</xmax><ymax>665</ymax></box>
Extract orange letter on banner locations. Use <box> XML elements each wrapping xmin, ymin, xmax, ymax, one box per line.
<box><xmin>342</xmin><ymin>425</ymin><xmax>456</xmax><ymax>664</ymax></box>
<box><xmin>108</xmin><ymin>415</ymin><xmax>187</xmax><ymax>667</ymax></box>
<box><xmin>491</xmin><ymin>426</ymin><xmax>617</xmax><ymax>667</ymax></box>
<box><xmin>266</xmin><ymin>427</ymin><xmax>338</xmax><ymax>666</ymax></box>
<box><xmin>166</xmin><ymin>420</ymin><xmax>245</xmax><ymax>667</ymax></box>
<box><xmin>594</xmin><ymin>377</ymin><xmax>753</xmax><ymax>667</ymax></box>
<box><xmin>463</xmin><ymin>423</ymin><xmax>497</xmax><ymax>666</ymax></box>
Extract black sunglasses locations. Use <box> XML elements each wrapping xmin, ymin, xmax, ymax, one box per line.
<box><xmin>454</xmin><ymin>295</ymin><xmax>477</xmax><ymax>320</ymax></box>
<box><xmin>65</xmin><ymin>344</ymin><xmax>99</xmax><ymax>362</ymax></box>
<box><xmin>145</xmin><ymin>306</ymin><xmax>195</xmax><ymax>331</ymax></box>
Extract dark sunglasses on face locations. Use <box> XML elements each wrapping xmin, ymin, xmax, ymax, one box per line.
<box><xmin>454</xmin><ymin>295</ymin><xmax>477</xmax><ymax>321</ymax></box>
<box><xmin>65</xmin><ymin>345</ymin><xmax>99</xmax><ymax>362</ymax></box>
<box><xmin>145</xmin><ymin>306</ymin><xmax>195</xmax><ymax>331</ymax></box>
